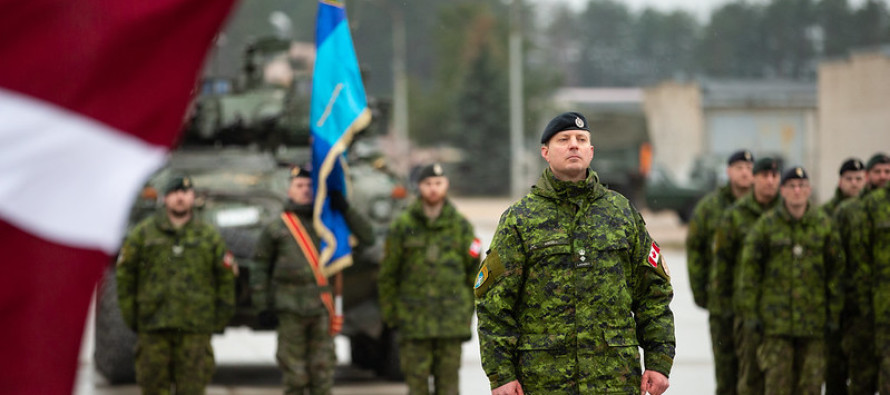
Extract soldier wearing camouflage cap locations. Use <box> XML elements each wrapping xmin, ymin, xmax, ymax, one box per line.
<box><xmin>830</xmin><ymin>152</ymin><xmax>890</xmax><ymax>395</ymax></box>
<box><xmin>713</xmin><ymin>157</ymin><xmax>781</xmax><ymax>395</ymax></box>
<box><xmin>378</xmin><ymin>163</ymin><xmax>481</xmax><ymax>394</ymax></box>
<box><xmin>821</xmin><ymin>157</ymin><xmax>866</xmax><ymax>394</ymax></box>
<box><xmin>117</xmin><ymin>175</ymin><xmax>237</xmax><ymax>394</ymax></box>
<box><xmin>252</xmin><ymin>167</ymin><xmax>373</xmax><ymax>395</ymax></box>
<box><xmin>686</xmin><ymin>149</ymin><xmax>753</xmax><ymax>395</ymax></box>
<box><xmin>737</xmin><ymin>166</ymin><xmax>842</xmax><ymax>395</ymax></box>
<box><xmin>475</xmin><ymin>112</ymin><xmax>675</xmax><ymax>395</ymax></box>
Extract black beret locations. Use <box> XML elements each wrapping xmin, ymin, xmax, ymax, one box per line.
<box><xmin>290</xmin><ymin>166</ymin><xmax>311</xmax><ymax>179</ymax></box>
<box><xmin>164</xmin><ymin>175</ymin><xmax>193</xmax><ymax>195</ymax></box>
<box><xmin>866</xmin><ymin>153</ymin><xmax>890</xmax><ymax>170</ymax></box>
<box><xmin>753</xmin><ymin>157</ymin><xmax>779</xmax><ymax>174</ymax></box>
<box><xmin>417</xmin><ymin>163</ymin><xmax>445</xmax><ymax>183</ymax></box>
<box><xmin>541</xmin><ymin>112</ymin><xmax>590</xmax><ymax>144</ymax></box>
<box><xmin>839</xmin><ymin>158</ymin><xmax>865</xmax><ymax>175</ymax></box>
<box><xmin>781</xmin><ymin>166</ymin><xmax>809</xmax><ymax>185</ymax></box>
<box><xmin>727</xmin><ymin>150</ymin><xmax>754</xmax><ymax>165</ymax></box>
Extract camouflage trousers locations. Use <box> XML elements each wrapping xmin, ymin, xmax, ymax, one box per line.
<box><xmin>757</xmin><ymin>336</ymin><xmax>824</xmax><ymax>395</ymax></box>
<box><xmin>135</xmin><ymin>331</ymin><xmax>214</xmax><ymax>395</ymax></box>
<box><xmin>823</xmin><ymin>325</ymin><xmax>847</xmax><ymax>395</ymax></box>
<box><xmin>878</xmin><ymin>331</ymin><xmax>890</xmax><ymax>394</ymax></box>
<box><xmin>399</xmin><ymin>337</ymin><xmax>463</xmax><ymax>395</ymax></box>
<box><xmin>277</xmin><ymin>313</ymin><xmax>335</xmax><ymax>395</ymax></box>
<box><xmin>842</xmin><ymin>313</ymin><xmax>877</xmax><ymax>395</ymax></box>
<box><xmin>709</xmin><ymin>314</ymin><xmax>738</xmax><ymax>395</ymax></box>
<box><xmin>733</xmin><ymin>317</ymin><xmax>763</xmax><ymax>395</ymax></box>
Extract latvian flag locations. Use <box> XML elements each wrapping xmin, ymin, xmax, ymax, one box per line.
<box><xmin>0</xmin><ymin>1</ymin><xmax>236</xmax><ymax>393</ymax></box>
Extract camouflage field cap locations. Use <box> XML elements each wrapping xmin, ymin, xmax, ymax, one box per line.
<box><xmin>417</xmin><ymin>163</ymin><xmax>446</xmax><ymax>183</ymax></box>
<box><xmin>753</xmin><ymin>157</ymin><xmax>780</xmax><ymax>175</ymax></box>
<box><xmin>540</xmin><ymin>111</ymin><xmax>590</xmax><ymax>144</ymax></box>
<box><xmin>839</xmin><ymin>158</ymin><xmax>865</xmax><ymax>175</ymax></box>
<box><xmin>727</xmin><ymin>149</ymin><xmax>754</xmax><ymax>165</ymax></box>
<box><xmin>164</xmin><ymin>175</ymin><xmax>194</xmax><ymax>195</ymax></box>
<box><xmin>290</xmin><ymin>166</ymin><xmax>311</xmax><ymax>179</ymax></box>
<box><xmin>866</xmin><ymin>153</ymin><xmax>890</xmax><ymax>170</ymax></box>
<box><xmin>781</xmin><ymin>166</ymin><xmax>808</xmax><ymax>185</ymax></box>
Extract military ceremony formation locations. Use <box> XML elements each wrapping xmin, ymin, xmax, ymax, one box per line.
<box><xmin>110</xmin><ymin>109</ymin><xmax>890</xmax><ymax>395</ymax></box>
<box><xmin>687</xmin><ymin>149</ymin><xmax>890</xmax><ymax>395</ymax></box>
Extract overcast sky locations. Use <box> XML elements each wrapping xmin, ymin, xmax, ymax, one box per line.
<box><xmin>533</xmin><ymin>0</ymin><xmax>886</xmax><ymax>23</ymax></box>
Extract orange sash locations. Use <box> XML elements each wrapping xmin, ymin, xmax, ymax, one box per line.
<box><xmin>280</xmin><ymin>212</ymin><xmax>342</xmax><ymax>335</ymax></box>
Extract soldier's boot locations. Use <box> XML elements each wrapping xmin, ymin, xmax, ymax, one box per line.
<box><xmin>709</xmin><ymin>314</ymin><xmax>738</xmax><ymax>395</ymax></box>
<box><xmin>400</xmin><ymin>339</ymin><xmax>434</xmax><ymax>395</ymax></box>
<box><xmin>431</xmin><ymin>338</ymin><xmax>462</xmax><ymax>395</ymax></box>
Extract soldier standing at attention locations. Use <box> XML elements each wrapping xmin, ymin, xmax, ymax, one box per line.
<box><xmin>833</xmin><ymin>152</ymin><xmax>890</xmax><ymax>395</ymax></box>
<box><xmin>821</xmin><ymin>157</ymin><xmax>866</xmax><ymax>395</ymax></box>
<box><xmin>378</xmin><ymin>163</ymin><xmax>481</xmax><ymax>395</ymax></box>
<box><xmin>855</xmin><ymin>159</ymin><xmax>890</xmax><ymax>394</ymax></box>
<box><xmin>713</xmin><ymin>157</ymin><xmax>781</xmax><ymax>395</ymax></box>
<box><xmin>117</xmin><ymin>175</ymin><xmax>237</xmax><ymax>395</ymax></box>
<box><xmin>736</xmin><ymin>167</ymin><xmax>842</xmax><ymax>395</ymax></box>
<box><xmin>474</xmin><ymin>112</ymin><xmax>675</xmax><ymax>395</ymax></box>
<box><xmin>252</xmin><ymin>167</ymin><xmax>372</xmax><ymax>395</ymax></box>
<box><xmin>686</xmin><ymin>149</ymin><xmax>753</xmax><ymax>395</ymax></box>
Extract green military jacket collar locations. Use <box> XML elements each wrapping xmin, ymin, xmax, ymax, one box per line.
<box><xmin>531</xmin><ymin>167</ymin><xmax>607</xmax><ymax>202</ymax></box>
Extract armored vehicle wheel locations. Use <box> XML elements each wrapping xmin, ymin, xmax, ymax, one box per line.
<box><xmin>93</xmin><ymin>266</ymin><xmax>137</xmax><ymax>384</ymax></box>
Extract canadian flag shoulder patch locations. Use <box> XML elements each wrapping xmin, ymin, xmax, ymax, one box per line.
<box><xmin>469</xmin><ymin>238</ymin><xmax>482</xmax><ymax>259</ymax></box>
<box><xmin>647</xmin><ymin>242</ymin><xmax>661</xmax><ymax>268</ymax></box>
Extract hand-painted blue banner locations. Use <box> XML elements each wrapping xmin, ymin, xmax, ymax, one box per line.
<box><xmin>311</xmin><ymin>0</ymin><xmax>371</xmax><ymax>277</ymax></box>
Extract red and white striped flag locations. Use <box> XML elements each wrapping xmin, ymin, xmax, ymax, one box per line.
<box><xmin>0</xmin><ymin>1</ymin><xmax>237</xmax><ymax>393</ymax></box>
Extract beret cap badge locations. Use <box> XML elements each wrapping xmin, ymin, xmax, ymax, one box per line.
<box><xmin>575</xmin><ymin>117</ymin><xmax>584</xmax><ymax>128</ymax></box>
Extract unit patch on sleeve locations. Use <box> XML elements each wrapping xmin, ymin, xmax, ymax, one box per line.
<box><xmin>474</xmin><ymin>249</ymin><xmax>505</xmax><ymax>297</ymax></box>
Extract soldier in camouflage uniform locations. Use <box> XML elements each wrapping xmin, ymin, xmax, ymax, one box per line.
<box><xmin>821</xmin><ymin>158</ymin><xmax>865</xmax><ymax>395</ymax></box>
<box><xmin>713</xmin><ymin>157</ymin><xmax>781</xmax><ymax>395</ymax></box>
<box><xmin>736</xmin><ymin>167</ymin><xmax>843</xmax><ymax>395</ymax></box>
<box><xmin>474</xmin><ymin>112</ymin><xmax>675</xmax><ymax>395</ymax></box>
<box><xmin>378</xmin><ymin>163</ymin><xmax>481</xmax><ymax>395</ymax></box>
<box><xmin>834</xmin><ymin>153</ymin><xmax>890</xmax><ymax>395</ymax></box>
<box><xmin>117</xmin><ymin>175</ymin><xmax>237</xmax><ymax>395</ymax></box>
<box><xmin>252</xmin><ymin>167</ymin><xmax>372</xmax><ymax>395</ymax></box>
<box><xmin>856</xmin><ymin>165</ymin><xmax>890</xmax><ymax>394</ymax></box>
<box><xmin>686</xmin><ymin>149</ymin><xmax>753</xmax><ymax>395</ymax></box>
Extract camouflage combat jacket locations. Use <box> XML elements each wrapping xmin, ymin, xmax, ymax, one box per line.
<box><xmin>736</xmin><ymin>203</ymin><xmax>843</xmax><ymax>337</ymax></box>
<box><xmin>857</xmin><ymin>185</ymin><xmax>890</xmax><ymax>342</ymax></box>
<box><xmin>117</xmin><ymin>211</ymin><xmax>236</xmax><ymax>333</ymax></box>
<box><xmin>686</xmin><ymin>185</ymin><xmax>737</xmax><ymax>309</ymax></box>
<box><xmin>821</xmin><ymin>188</ymin><xmax>847</xmax><ymax>216</ymax></box>
<box><xmin>252</xmin><ymin>201</ymin><xmax>372</xmax><ymax>316</ymax></box>
<box><xmin>711</xmin><ymin>192</ymin><xmax>780</xmax><ymax>315</ymax></box>
<box><xmin>378</xmin><ymin>199</ymin><xmax>479</xmax><ymax>340</ymax></box>
<box><xmin>474</xmin><ymin>168</ymin><xmax>675</xmax><ymax>393</ymax></box>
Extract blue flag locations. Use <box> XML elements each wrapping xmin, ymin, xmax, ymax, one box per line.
<box><xmin>311</xmin><ymin>0</ymin><xmax>371</xmax><ymax>277</ymax></box>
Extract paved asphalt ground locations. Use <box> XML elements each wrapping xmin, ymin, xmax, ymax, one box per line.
<box><xmin>75</xmin><ymin>197</ymin><xmax>714</xmax><ymax>394</ymax></box>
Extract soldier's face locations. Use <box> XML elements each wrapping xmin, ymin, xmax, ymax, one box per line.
<box><xmin>541</xmin><ymin>130</ymin><xmax>594</xmax><ymax>182</ymax></box>
<box><xmin>868</xmin><ymin>163</ymin><xmax>890</xmax><ymax>189</ymax></box>
<box><xmin>288</xmin><ymin>177</ymin><xmax>313</xmax><ymax>205</ymax></box>
<box><xmin>727</xmin><ymin>161</ymin><xmax>754</xmax><ymax>190</ymax></box>
<box><xmin>839</xmin><ymin>170</ymin><xmax>866</xmax><ymax>197</ymax></box>
<box><xmin>164</xmin><ymin>189</ymin><xmax>195</xmax><ymax>217</ymax></box>
<box><xmin>752</xmin><ymin>171</ymin><xmax>780</xmax><ymax>202</ymax></box>
<box><xmin>780</xmin><ymin>180</ymin><xmax>811</xmax><ymax>208</ymax></box>
<box><xmin>418</xmin><ymin>176</ymin><xmax>448</xmax><ymax>205</ymax></box>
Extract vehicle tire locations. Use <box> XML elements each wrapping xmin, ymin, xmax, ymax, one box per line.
<box><xmin>375</xmin><ymin>327</ymin><xmax>403</xmax><ymax>381</ymax></box>
<box><xmin>93</xmin><ymin>266</ymin><xmax>137</xmax><ymax>384</ymax></box>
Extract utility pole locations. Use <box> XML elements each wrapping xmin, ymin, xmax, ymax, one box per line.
<box><xmin>391</xmin><ymin>3</ymin><xmax>409</xmax><ymax>176</ymax></box>
<box><xmin>509</xmin><ymin>0</ymin><xmax>525</xmax><ymax>198</ymax></box>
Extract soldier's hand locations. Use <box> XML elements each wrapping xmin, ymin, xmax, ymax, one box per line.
<box><xmin>641</xmin><ymin>370</ymin><xmax>669</xmax><ymax>395</ymax></box>
<box><xmin>329</xmin><ymin>190</ymin><xmax>349</xmax><ymax>213</ymax></box>
<box><xmin>491</xmin><ymin>380</ymin><xmax>524</xmax><ymax>395</ymax></box>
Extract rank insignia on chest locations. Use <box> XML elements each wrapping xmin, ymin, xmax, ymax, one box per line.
<box><xmin>172</xmin><ymin>245</ymin><xmax>184</xmax><ymax>256</ymax></box>
<box><xmin>469</xmin><ymin>238</ymin><xmax>482</xmax><ymax>259</ymax></box>
<box><xmin>792</xmin><ymin>244</ymin><xmax>803</xmax><ymax>258</ymax></box>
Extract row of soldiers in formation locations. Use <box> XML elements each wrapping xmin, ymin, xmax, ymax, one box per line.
<box><xmin>686</xmin><ymin>150</ymin><xmax>890</xmax><ymax>395</ymax></box>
